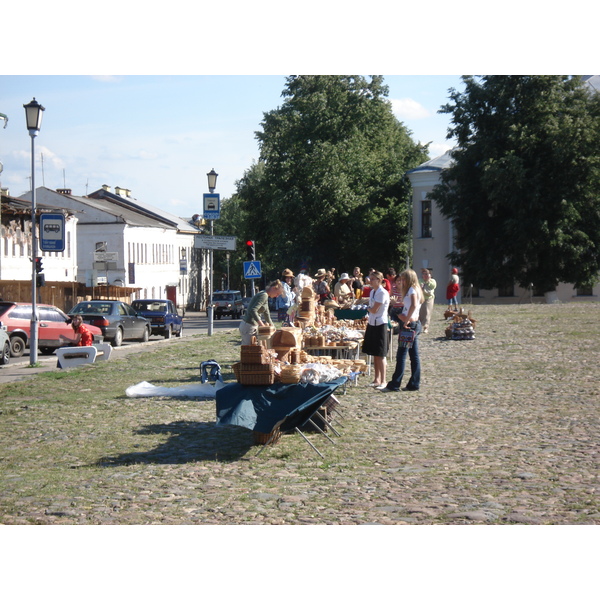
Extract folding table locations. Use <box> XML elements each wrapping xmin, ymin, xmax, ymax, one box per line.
<box><xmin>215</xmin><ymin>377</ymin><xmax>346</xmax><ymax>458</ymax></box>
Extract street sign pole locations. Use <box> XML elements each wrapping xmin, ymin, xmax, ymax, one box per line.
<box><xmin>207</xmin><ymin>218</ymin><xmax>214</xmax><ymax>336</ymax></box>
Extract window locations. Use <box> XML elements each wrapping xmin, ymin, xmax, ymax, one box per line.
<box><xmin>421</xmin><ymin>201</ymin><xmax>432</xmax><ymax>238</ymax></box>
<box><xmin>576</xmin><ymin>287</ymin><xmax>593</xmax><ymax>296</ymax></box>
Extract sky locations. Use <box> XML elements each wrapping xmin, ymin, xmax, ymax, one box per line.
<box><xmin>2</xmin><ymin>2</ymin><xmax>595</xmax><ymax>223</ymax></box>
<box><xmin>0</xmin><ymin>74</ymin><xmax>462</xmax><ymax>218</ymax></box>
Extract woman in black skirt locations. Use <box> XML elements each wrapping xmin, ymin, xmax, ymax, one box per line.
<box><xmin>361</xmin><ymin>271</ymin><xmax>390</xmax><ymax>389</ymax></box>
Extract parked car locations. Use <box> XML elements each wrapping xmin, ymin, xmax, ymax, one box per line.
<box><xmin>0</xmin><ymin>301</ymin><xmax>103</xmax><ymax>357</ymax></box>
<box><xmin>130</xmin><ymin>299</ymin><xmax>183</xmax><ymax>339</ymax></box>
<box><xmin>69</xmin><ymin>300</ymin><xmax>151</xmax><ymax>347</ymax></box>
<box><xmin>0</xmin><ymin>324</ymin><xmax>11</xmax><ymax>365</ymax></box>
<box><xmin>212</xmin><ymin>290</ymin><xmax>244</xmax><ymax>319</ymax></box>
<box><xmin>241</xmin><ymin>296</ymin><xmax>252</xmax><ymax>311</ymax></box>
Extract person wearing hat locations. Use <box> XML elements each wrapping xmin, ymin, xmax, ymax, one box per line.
<box><xmin>446</xmin><ymin>268</ymin><xmax>460</xmax><ymax>309</ymax></box>
<box><xmin>276</xmin><ymin>268</ymin><xmax>296</xmax><ymax>322</ymax></box>
<box><xmin>313</xmin><ymin>268</ymin><xmax>331</xmax><ymax>304</ymax></box>
<box><xmin>334</xmin><ymin>272</ymin><xmax>354</xmax><ymax>305</ymax></box>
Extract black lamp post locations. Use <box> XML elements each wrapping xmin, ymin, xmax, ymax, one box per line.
<box><xmin>206</xmin><ymin>169</ymin><xmax>218</xmax><ymax>335</ymax></box>
<box><xmin>24</xmin><ymin>98</ymin><xmax>45</xmax><ymax>365</ymax></box>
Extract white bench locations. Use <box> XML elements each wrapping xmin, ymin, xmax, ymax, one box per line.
<box><xmin>56</xmin><ymin>343</ymin><xmax>113</xmax><ymax>369</ymax></box>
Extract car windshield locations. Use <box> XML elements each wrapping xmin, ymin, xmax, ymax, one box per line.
<box><xmin>132</xmin><ymin>301</ymin><xmax>168</xmax><ymax>312</ymax></box>
<box><xmin>71</xmin><ymin>303</ymin><xmax>112</xmax><ymax>315</ymax></box>
<box><xmin>213</xmin><ymin>294</ymin><xmax>233</xmax><ymax>302</ymax></box>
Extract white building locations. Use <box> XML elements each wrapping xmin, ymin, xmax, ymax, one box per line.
<box><xmin>12</xmin><ymin>186</ymin><xmax>207</xmax><ymax>311</ymax></box>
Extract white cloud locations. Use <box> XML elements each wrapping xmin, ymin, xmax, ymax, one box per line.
<box><xmin>390</xmin><ymin>98</ymin><xmax>430</xmax><ymax>120</ymax></box>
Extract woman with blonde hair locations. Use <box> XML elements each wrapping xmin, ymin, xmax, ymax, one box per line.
<box><xmin>239</xmin><ymin>280</ymin><xmax>283</xmax><ymax>345</ymax></box>
<box><xmin>382</xmin><ymin>269</ymin><xmax>424</xmax><ymax>392</ymax></box>
<box><xmin>361</xmin><ymin>270</ymin><xmax>390</xmax><ymax>389</ymax></box>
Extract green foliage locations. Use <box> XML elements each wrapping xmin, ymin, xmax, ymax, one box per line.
<box><xmin>231</xmin><ymin>76</ymin><xmax>428</xmax><ymax>278</ymax></box>
<box><xmin>430</xmin><ymin>75</ymin><xmax>600</xmax><ymax>292</ymax></box>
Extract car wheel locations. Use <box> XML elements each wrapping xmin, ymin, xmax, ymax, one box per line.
<box><xmin>1</xmin><ymin>340</ymin><xmax>10</xmax><ymax>365</ymax></box>
<box><xmin>164</xmin><ymin>325</ymin><xmax>172</xmax><ymax>339</ymax></box>
<box><xmin>176</xmin><ymin>324</ymin><xmax>183</xmax><ymax>338</ymax></box>
<box><xmin>140</xmin><ymin>327</ymin><xmax>150</xmax><ymax>343</ymax></box>
<box><xmin>39</xmin><ymin>347</ymin><xmax>56</xmax><ymax>355</ymax></box>
<box><xmin>112</xmin><ymin>327</ymin><xmax>123</xmax><ymax>347</ymax></box>
<box><xmin>10</xmin><ymin>336</ymin><xmax>26</xmax><ymax>358</ymax></box>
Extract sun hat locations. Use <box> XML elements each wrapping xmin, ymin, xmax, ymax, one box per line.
<box><xmin>314</xmin><ymin>268</ymin><xmax>327</xmax><ymax>277</ymax></box>
<box><xmin>281</xmin><ymin>268</ymin><xmax>294</xmax><ymax>278</ymax></box>
<box><xmin>339</xmin><ymin>273</ymin><xmax>350</xmax><ymax>281</ymax></box>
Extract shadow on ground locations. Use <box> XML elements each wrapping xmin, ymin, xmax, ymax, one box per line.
<box><xmin>96</xmin><ymin>420</ymin><xmax>254</xmax><ymax>465</ymax></box>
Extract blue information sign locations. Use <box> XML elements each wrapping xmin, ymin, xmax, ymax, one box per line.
<box><xmin>40</xmin><ymin>213</ymin><xmax>66</xmax><ymax>252</ymax></box>
<box><xmin>203</xmin><ymin>193</ymin><xmax>220</xmax><ymax>220</ymax></box>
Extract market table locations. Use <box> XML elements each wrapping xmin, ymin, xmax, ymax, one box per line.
<box><xmin>215</xmin><ymin>377</ymin><xmax>346</xmax><ymax>457</ymax></box>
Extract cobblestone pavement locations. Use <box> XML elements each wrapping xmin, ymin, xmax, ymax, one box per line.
<box><xmin>1</xmin><ymin>303</ymin><xmax>598</xmax><ymax>525</ymax></box>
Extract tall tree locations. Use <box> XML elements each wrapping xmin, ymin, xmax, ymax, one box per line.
<box><xmin>429</xmin><ymin>75</ymin><xmax>600</xmax><ymax>292</ymax></box>
<box><xmin>234</xmin><ymin>76</ymin><xmax>428</xmax><ymax>277</ymax></box>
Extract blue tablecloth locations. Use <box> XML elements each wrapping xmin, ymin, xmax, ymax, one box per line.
<box><xmin>216</xmin><ymin>378</ymin><xmax>346</xmax><ymax>434</ymax></box>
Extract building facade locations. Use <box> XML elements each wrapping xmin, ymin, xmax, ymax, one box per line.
<box><xmin>406</xmin><ymin>151</ymin><xmax>599</xmax><ymax>304</ymax></box>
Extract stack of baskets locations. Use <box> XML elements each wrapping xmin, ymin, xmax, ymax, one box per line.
<box><xmin>233</xmin><ymin>344</ymin><xmax>276</xmax><ymax>385</ymax></box>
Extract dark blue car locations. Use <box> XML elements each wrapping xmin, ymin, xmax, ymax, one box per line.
<box><xmin>130</xmin><ymin>299</ymin><xmax>183</xmax><ymax>339</ymax></box>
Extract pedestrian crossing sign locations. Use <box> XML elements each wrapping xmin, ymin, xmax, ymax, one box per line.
<box><xmin>243</xmin><ymin>260</ymin><xmax>261</xmax><ymax>279</ymax></box>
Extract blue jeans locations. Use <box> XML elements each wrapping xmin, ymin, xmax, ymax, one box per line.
<box><xmin>387</xmin><ymin>321</ymin><xmax>422</xmax><ymax>390</ymax></box>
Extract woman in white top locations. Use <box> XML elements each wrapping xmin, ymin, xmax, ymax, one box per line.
<box><xmin>382</xmin><ymin>269</ymin><xmax>424</xmax><ymax>392</ymax></box>
<box><xmin>361</xmin><ymin>270</ymin><xmax>390</xmax><ymax>389</ymax></box>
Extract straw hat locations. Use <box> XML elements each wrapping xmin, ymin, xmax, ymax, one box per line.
<box><xmin>314</xmin><ymin>268</ymin><xmax>327</xmax><ymax>278</ymax></box>
<box><xmin>281</xmin><ymin>268</ymin><xmax>294</xmax><ymax>278</ymax></box>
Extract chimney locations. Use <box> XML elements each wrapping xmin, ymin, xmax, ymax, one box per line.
<box><xmin>56</xmin><ymin>188</ymin><xmax>72</xmax><ymax>195</ymax></box>
<box><xmin>102</xmin><ymin>184</ymin><xmax>112</xmax><ymax>193</ymax></box>
<box><xmin>115</xmin><ymin>186</ymin><xmax>131</xmax><ymax>198</ymax></box>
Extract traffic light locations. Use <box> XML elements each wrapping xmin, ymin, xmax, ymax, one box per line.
<box><xmin>245</xmin><ymin>240</ymin><xmax>255</xmax><ymax>260</ymax></box>
<box><xmin>34</xmin><ymin>257</ymin><xmax>45</xmax><ymax>287</ymax></box>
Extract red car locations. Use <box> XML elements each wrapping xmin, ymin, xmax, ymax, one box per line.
<box><xmin>0</xmin><ymin>301</ymin><xmax>103</xmax><ymax>357</ymax></box>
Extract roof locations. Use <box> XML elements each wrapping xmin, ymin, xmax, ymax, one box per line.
<box><xmin>87</xmin><ymin>188</ymin><xmax>199</xmax><ymax>233</ymax></box>
<box><xmin>406</xmin><ymin>149</ymin><xmax>455</xmax><ymax>174</ymax></box>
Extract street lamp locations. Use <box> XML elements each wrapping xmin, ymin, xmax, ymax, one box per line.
<box><xmin>207</xmin><ymin>168</ymin><xmax>218</xmax><ymax>193</ymax></box>
<box><xmin>206</xmin><ymin>169</ymin><xmax>218</xmax><ymax>335</ymax></box>
<box><xmin>24</xmin><ymin>98</ymin><xmax>45</xmax><ymax>365</ymax></box>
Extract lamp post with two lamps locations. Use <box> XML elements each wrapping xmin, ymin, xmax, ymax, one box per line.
<box><xmin>24</xmin><ymin>98</ymin><xmax>45</xmax><ymax>366</ymax></box>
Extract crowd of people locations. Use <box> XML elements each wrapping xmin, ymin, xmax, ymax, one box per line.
<box><xmin>239</xmin><ymin>263</ymin><xmax>461</xmax><ymax>395</ymax></box>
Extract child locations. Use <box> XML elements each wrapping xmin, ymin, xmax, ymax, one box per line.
<box><xmin>446</xmin><ymin>268</ymin><xmax>460</xmax><ymax>308</ymax></box>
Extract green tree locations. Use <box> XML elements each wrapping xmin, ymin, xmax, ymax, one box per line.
<box><xmin>234</xmin><ymin>76</ymin><xmax>428</xmax><ymax>277</ymax></box>
<box><xmin>429</xmin><ymin>75</ymin><xmax>600</xmax><ymax>293</ymax></box>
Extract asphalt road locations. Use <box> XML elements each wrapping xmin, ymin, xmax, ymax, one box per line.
<box><xmin>0</xmin><ymin>311</ymin><xmax>243</xmax><ymax>383</ymax></box>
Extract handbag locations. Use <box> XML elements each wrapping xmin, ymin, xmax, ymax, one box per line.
<box><xmin>398</xmin><ymin>327</ymin><xmax>416</xmax><ymax>349</ymax></box>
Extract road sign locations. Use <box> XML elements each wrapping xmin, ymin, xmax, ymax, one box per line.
<box><xmin>40</xmin><ymin>213</ymin><xmax>65</xmax><ymax>252</ymax></box>
<box><xmin>203</xmin><ymin>193</ymin><xmax>220</xmax><ymax>220</ymax></box>
<box><xmin>93</xmin><ymin>251</ymin><xmax>118</xmax><ymax>262</ymax></box>
<box><xmin>194</xmin><ymin>235</ymin><xmax>236</xmax><ymax>250</ymax></box>
<box><xmin>243</xmin><ymin>260</ymin><xmax>261</xmax><ymax>279</ymax></box>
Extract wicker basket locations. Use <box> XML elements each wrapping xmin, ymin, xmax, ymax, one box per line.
<box><xmin>239</xmin><ymin>370</ymin><xmax>275</xmax><ymax>386</ymax></box>
<box><xmin>280</xmin><ymin>365</ymin><xmax>302</xmax><ymax>384</ymax></box>
<box><xmin>253</xmin><ymin>427</ymin><xmax>282</xmax><ymax>446</ymax></box>
<box><xmin>241</xmin><ymin>345</ymin><xmax>272</xmax><ymax>364</ymax></box>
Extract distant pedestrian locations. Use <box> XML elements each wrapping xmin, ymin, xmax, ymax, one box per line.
<box><xmin>446</xmin><ymin>268</ymin><xmax>459</xmax><ymax>309</ymax></box>
<box><xmin>419</xmin><ymin>268</ymin><xmax>436</xmax><ymax>333</ymax></box>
